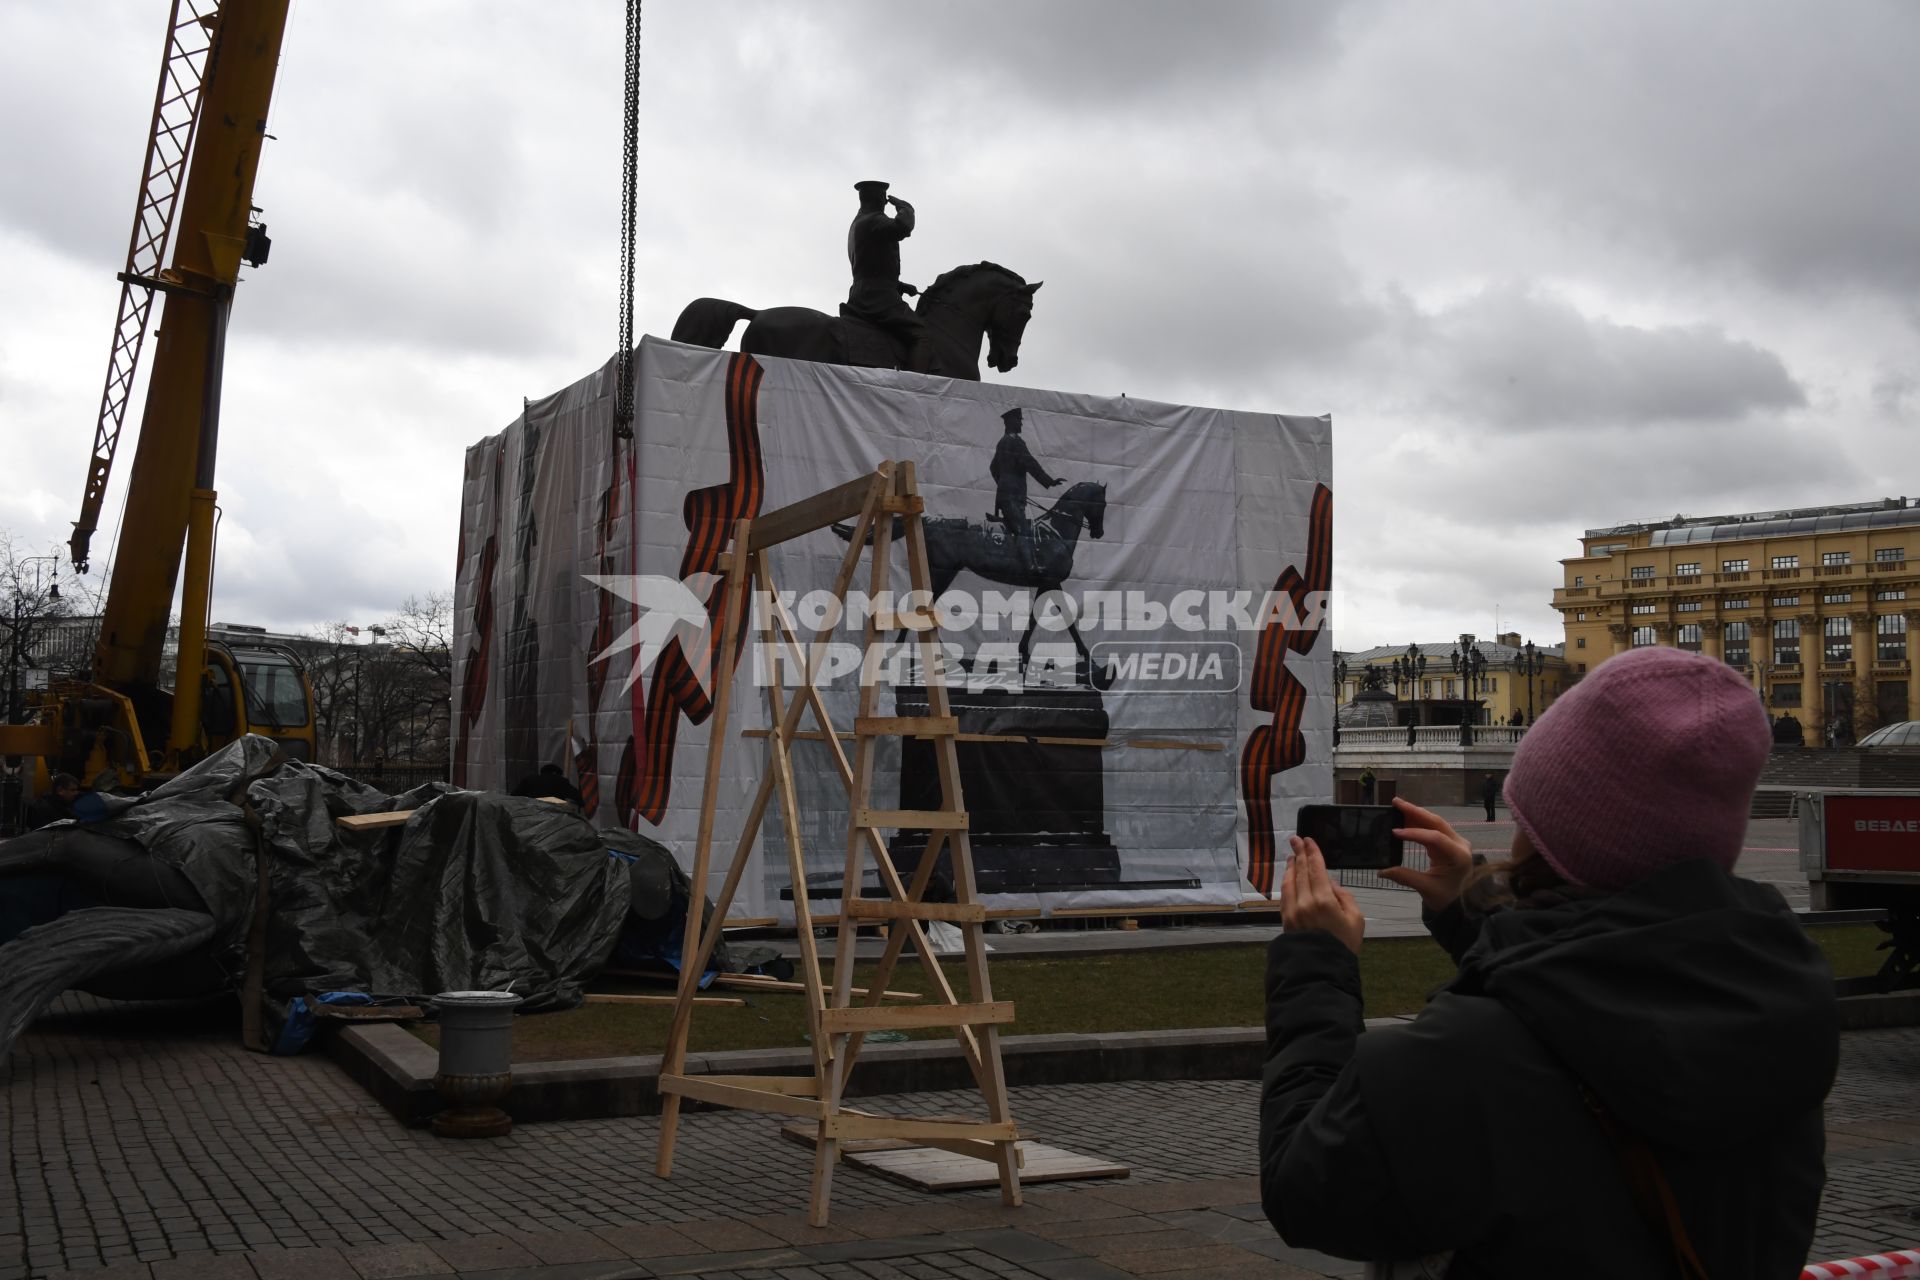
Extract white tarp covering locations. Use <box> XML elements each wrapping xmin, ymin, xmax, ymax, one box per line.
<box><xmin>453</xmin><ymin>337</ymin><xmax>1332</xmax><ymax>920</ymax></box>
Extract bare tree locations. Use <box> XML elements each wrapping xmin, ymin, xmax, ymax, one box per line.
<box><xmin>299</xmin><ymin>600</ymin><xmax>451</xmax><ymax>769</ymax></box>
<box><xmin>386</xmin><ymin>592</ymin><xmax>453</xmax><ymax>681</ymax></box>
<box><xmin>0</xmin><ymin>533</ymin><xmax>100</xmax><ymax>720</ymax></box>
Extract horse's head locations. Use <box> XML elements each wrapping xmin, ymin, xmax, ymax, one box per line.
<box><xmin>1060</xmin><ymin>480</ymin><xmax>1107</xmax><ymax>539</ymax></box>
<box><xmin>985</xmin><ymin>278</ymin><xmax>1041</xmax><ymax>374</ymax></box>
<box><xmin>924</xmin><ymin>263</ymin><xmax>1040</xmax><ymax>376</ymax></box>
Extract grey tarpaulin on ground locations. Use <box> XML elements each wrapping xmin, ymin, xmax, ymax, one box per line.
<box><xmin>0</xmin><ymin>735</ymin><xmax>734</xmax><ymax>1058</ymax></box>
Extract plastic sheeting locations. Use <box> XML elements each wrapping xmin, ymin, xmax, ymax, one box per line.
<box><xmin>0</xmin><ymin>736</ymin><xmax>713</xmax><ymax>1014</ymax></box>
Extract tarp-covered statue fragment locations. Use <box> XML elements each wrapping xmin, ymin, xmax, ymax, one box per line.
<box><xmin>0</xmin><ymin>736</ymin><xmax>742</xmax><ymax>1059</ymax></box>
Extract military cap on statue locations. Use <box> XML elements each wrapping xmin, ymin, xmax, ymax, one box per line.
<box><xmin>854</xmin><ymin>180</ymin><xmax>889</xmax><ymax>198</ymax></box>
<box><xmin>1001</xmin><ymin>406</ymin><xmax>1023</xmax><ymax>431</ymax></box>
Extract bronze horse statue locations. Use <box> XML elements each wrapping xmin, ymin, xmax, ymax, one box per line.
<box><xmin>671</xmin><ymin>262</ymin><xmax>1041</xmax><ymax>380</ymax></box>
<box><xmin>836</xmin><ymin>480</ymin><xmax>1115</xmax><ymax>688</ymax></box>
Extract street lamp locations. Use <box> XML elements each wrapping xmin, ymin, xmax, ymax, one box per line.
<box><xmin>1333</xmin><ymin>656</ymin><xmax>1348</xmax><ymax>749</ymax></box>
<box><xmin>1391</xmin><ymin>643</ymin><xmax>1427</xmax><ymax>745</ymax></box>
<box><xmin>1517</xmin><ymin>639</ymin><xmax>1546</xmax><ymax>727</ymax></box>
<box><xmin>1451</xmin><ymin>633</ymin><xmax>1488</xmax><ymax>745</ymax></box>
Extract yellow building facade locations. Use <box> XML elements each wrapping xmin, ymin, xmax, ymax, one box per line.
<box><xmin>1555</xmin><ymin>499</ymin><xmax>1920</xmax><ymax>744</ymax></box>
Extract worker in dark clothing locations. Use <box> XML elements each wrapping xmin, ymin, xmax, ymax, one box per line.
<box><xmin>845</xmin><ymin>180</ymin><xmax>926</xmax><ymax>372</ymax></box>
<box><xmin>1479</xmin><ymin>772</ymin><xmax>1499</xmax><ymax>821</ymax></box>
<box><xmin>989</xmin><ymin>406</ymin><xmax>1062</xmax><ymax>577</ymax></box>
<box><xmin>27</xmin><ymin>773</ymin><xmax>107</xmax><ymax>828</ymax></box>
<box><xmin>1263</xmin><ymin>648</ymin><xmax>1837</xmax><ymax>1278</ymax></box>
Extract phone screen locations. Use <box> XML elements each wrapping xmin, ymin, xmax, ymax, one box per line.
<box><xmin>1295</xmin><ymin>804</ymin><xmax>1403</xmax><ymax>870</ymax></box>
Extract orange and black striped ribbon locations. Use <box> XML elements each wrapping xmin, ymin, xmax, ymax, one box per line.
<box><xmin>629</xmin><ymin>353</ymin><xmax>767</xmax><ymax>826</ymax></box>
<box><xmin>1240</xmin><ymin>482</ymin><xmax>1333</xmax><ymax>896</ymax></box>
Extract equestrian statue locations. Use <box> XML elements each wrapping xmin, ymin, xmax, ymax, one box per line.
<box><xmin>671</xmin><ymin>181</ymin><xmax>1041</xmax><ymax>381</ymax></box>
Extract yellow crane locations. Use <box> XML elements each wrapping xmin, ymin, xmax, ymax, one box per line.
<box><xmin>0</xmin><ymin>0</ymin><xmax>315</xmax><ymax>790</ymax></box>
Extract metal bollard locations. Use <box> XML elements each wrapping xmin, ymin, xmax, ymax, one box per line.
<box><xmin>429</xmin><ymin>990</ymin><xmax>523</xmax><ymax>1138</ymax></box>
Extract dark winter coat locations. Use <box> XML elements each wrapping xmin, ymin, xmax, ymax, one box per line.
<box><xmin>1261</xmin><ymin>859</ymin><xmax>1838</xmax><ymax>1278</ymax></box>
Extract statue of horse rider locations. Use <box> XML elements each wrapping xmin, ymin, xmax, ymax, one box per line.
<box><xmin>845</xmin><ymin>180</ymin><xmax>928</xmax><ymax>373</ymax></box>
<box><xmin>989</xmin><ymin>406</ymin><xmax>1063</xmax><ymax>574</ymax></box>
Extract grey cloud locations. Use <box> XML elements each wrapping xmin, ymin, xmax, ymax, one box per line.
<box><xmin>1409</xmin><ymin>286</ymin><xmax>1805</xmax><ymax>430</ymax></box>
<box><xmin>1326</xmin><ymin>0</ymin><xmax>1920</xmax><ymax>304</ymax></box>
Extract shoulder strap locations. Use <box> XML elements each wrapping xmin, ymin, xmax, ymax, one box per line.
<box><xmin>1580</xmin><ymin>1086</ymin><xmax>1712</xmax><ymax>1280</ymax></box>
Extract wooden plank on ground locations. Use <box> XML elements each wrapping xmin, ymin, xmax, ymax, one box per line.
<box><xmin>821</xmin><ymin>1113</ymin><xmax>1018</xmax><ymax>1143</ymax></box>
<box><xmin>848</xmin><ymin>1141</ymin><xmax>1128</xmax><ymax>1192</ymax></box>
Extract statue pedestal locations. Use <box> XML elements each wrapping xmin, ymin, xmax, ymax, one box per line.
<box><xmin>887</xmin><ymin>685</ymin><xmax>1121</xmax><ymax>893</ymax></box>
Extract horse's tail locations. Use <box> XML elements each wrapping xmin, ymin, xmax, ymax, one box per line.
<box><xmin>829</xmin><ymin>517</ymin><xmax>906</xmax><ymax>544</ymax></box>
<box><xmin>671</xmin><ymin>297</ymin><xmax>758</xmax><ymax>348</ymax></box>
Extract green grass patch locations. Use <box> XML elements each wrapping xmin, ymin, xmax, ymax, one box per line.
<box><xmin>409</xmin><ymin>924</ymin><xmax>1887</xmax><ymax>1063</ymax></box>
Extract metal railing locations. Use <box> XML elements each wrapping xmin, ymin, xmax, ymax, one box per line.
<box><xmin>1337</xmin><ymin>725</ymin><xmax>1527</xmax><ymax>750</ymax></box>
<box><xmin>1337</xmin><ymin>845</ymin><xmax>1430</xmax><ymax>892</ymax></box>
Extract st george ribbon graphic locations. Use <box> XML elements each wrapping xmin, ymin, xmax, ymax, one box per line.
<box><xmin>1241</xmin><ymin>482</ymin><xmax>1332</xmax><ymax>896</ymax></box>
<box><xmin>627</xmin><ymin>353</ymin><xmax>767</xmax><ymax>827</ymax></box>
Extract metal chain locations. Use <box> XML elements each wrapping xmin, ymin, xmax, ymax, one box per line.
<box><xmin>614</xmin><ymin>0</ymin><xmax>642</xmax><ymax>438</ymax></box>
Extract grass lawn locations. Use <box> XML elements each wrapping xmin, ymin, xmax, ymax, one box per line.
<box><xmin>410</xmin><ymin>923</ymin><xmax>1888</xmax><ymax>1064</ymax></box>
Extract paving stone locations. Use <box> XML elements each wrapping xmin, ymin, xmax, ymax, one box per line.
<box><xmin>339</xmin><ymin>1242</ymin><xmax>449</xmax><ymax>1279</ymax></box>
<box><xmin>248</xmin><ymin>1247</ymin><xmax>358</xmax><ymax>1280</ymax></box>
<box><xmin>421</xmin><ymin>1238</ymin><xmax>539</xmax><ymax>1274</ymax></box>
<box><xmin>505</xmin><ymin>1232</ymin><xmax>629</xmax><ymax>1265</ymax></box>
<box><xmin>671</xmin><ymin>1222</ymin><xmax>785</xmax><ymax>1252</ymax></box>
<box><xmin>1094</xmin><ymin>1242</ymin><xmax>1268</xmax><ymax>1273</ymax></box>
<box><xmin>151</xmin><ymin>1256</ymin><xmax>259</xmax><ymax>1280</ymax></box>
<box><xmin>590</xmin><ymin>1227</ymin><xmax>703</xmax><ymax>1261</ymax></box>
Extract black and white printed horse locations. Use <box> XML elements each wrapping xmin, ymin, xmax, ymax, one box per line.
<box><xmin>837</xmin><ymin>480</ymin><xmax>1115</xmax><ymax>688</ymax></box>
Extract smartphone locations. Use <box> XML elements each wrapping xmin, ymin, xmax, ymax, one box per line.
<box><xmin>1295</xmin><ymin>804</ymin><xmax>1403</xmax><ymax>870</ymax></box>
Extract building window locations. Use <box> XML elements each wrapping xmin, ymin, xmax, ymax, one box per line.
<box><xmin>1576</xmin><ymin>637</ymin><xmax>1586</xmax><ymax>648</ymax></box>
<box><xmin>1771</xmin><ymin>595</ymin><xmax>1800</xmax><ymax>607</ymax></box>
<box><xmin>1875</xmin><ymin>547</ymin><xmax>1906</xmax><ymax>563</ymax></box>
<box><xmin>1577</xmin><ymin>662</ymin><xmax>1587</xmax><ymax>673</ymax></box>
<box><xmin>1773</xmin><ymin>618</ymin><xmax>1800</xmax><ymax>666</ymax></box>
<box><xmin>1824</xmin><ymin>616</ymin><xmax>1852</xmax><ymax>664</ymax></box>
<box><xmin>1574</xmin><ymin>575</ymin><xmax>1584</xmax><ymax>587</ymax></box>
<box><xmin>1723</xmin><ymin>597</ymin><xmax>1750</xmax><ymax>609</ymax></box>
<box><xmin>1422</xmin><ymin>680</ymin><xmax>1431</xmax><ymax>699</ymax></box>
<box><xmin>1772</xmin><ymin>555</ymin><xmax>1799</xmax><ymax>570</ymax></box>
<box><xmin>1631</xmin><ymin>626</ymin><xmax>1657</xmax><ymax>648</ymax></box>
<box><xmin>1879</xmin><ymin>614</ymin><xmax>1909</xmax><ymax>663</ymax></box>
<box><xmin>1724</xmin><ymin>621</ymin><xmax>1750</xmax><ymax>665</ymax></box>
<box><xmin>1486</xmin><ymin>677</ymin><xmax>1498</xmax><ymax>692</ymax></box>
<box><xmin>1822</xmin><ymin>551</ymin><xmax>1852</xmax><ymax>567</ymax></box>
<box><xmin>1722</xmin><ymin>559</ymin><xmax>1749</xmax><ymax>573</ymax></box>
<box><xmin>1675</xmin><ymin>562</ymin><xmax>1701</xmax><ymax>578</ymax></box>
<box><xmin>1631</xmin><ymin>603</ymin><xmax>1656</xmax><ymax>615</ymax></box>
<box><xmin>1823</xmin><ymin>592</ymin><xmax>1853</xmax><ymax>605</ymax></box>
<box><xmin>1676</xmin><ymin>600</ymin><xmax>1703</xmax><ymax>613</ymax></box>
<box><xmin>1677</xmin><ymin>623</ymin><xmax>1702</xmax><ymax>652</ymax></box>
<box><xmin>1772</xmin><ymin>682</ymin><xmax>1801</xmax><ymax>708</ymax></box>
<box><xmin>1630</xmin><ymin>565</ymin><xmax>1655</xmax><ymax>582</ymax></box>
<box><xmin>1576</xmin><ymin>610</ymin><xmax>1587</xmax><ymax>621</ymax></box>
<box><xmin>1877</xmin><ymin>589</ymin><xmax>1908</xmax><ymax>602</ymax></box>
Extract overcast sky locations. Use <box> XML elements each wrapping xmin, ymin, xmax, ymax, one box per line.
<box><xmin>2</xmin><ymin>0</ymin><xmax>1915</xmax><ymax>650</ymax></box>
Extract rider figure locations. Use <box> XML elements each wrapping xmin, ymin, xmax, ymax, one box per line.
<box><xmin>990</xmin><ymin>407</ymin><xmax>1062</xmax><ymax>576</ymax></box>
<box><xmin>846</xmin><ymin>180</ymin><xmax>928</xmax><ymax>373</ymax></box>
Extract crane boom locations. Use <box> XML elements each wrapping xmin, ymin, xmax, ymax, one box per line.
<box><xmin>69</xmin><ymin>1</ymin><xmax>220</xmax><ymax>576</ymax></box>
<box><xmin>93</xmin><ymin>0</ymin><xmax>288</xmax><ymax>698</ymax></box>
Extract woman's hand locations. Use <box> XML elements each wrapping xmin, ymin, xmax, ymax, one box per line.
<box><xmin>1281</xmin><ymin>835</ymin><xmax>1366</xmax><ymax>955</ymax></box>
<box><xmin>1380</xmin><ymin>796</ymin><xmax>1476</xmax><ymax>913</ymax></box>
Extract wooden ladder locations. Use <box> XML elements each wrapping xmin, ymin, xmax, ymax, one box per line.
<box><xmin>653</xmin><ymin>461</ymin><xmax>1022</xmax><ymax>1226</ymax></box>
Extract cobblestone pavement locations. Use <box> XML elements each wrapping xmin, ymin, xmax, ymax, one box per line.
<box><xmin>5</xmin><ymin>994</ymin><xmax>1916</xmax><ymax>1279</ymax></box>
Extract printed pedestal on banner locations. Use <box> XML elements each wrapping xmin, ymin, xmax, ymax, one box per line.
<box><xmin>453</xmin><ymin>337</ymin><xmax>1332</xmax><ymax>920</ymax></box>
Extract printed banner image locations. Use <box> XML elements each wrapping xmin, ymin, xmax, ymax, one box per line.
<box><xmin>453</xmin><ymin>337</ymin><xmax>1333</xmax><ymax>920</ymax></box>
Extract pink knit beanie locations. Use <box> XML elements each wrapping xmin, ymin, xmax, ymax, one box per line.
<box><xmin>1503</xmin><ymin>647</ymin><xmax>1771</xmax><ymax>891</ymax></box>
